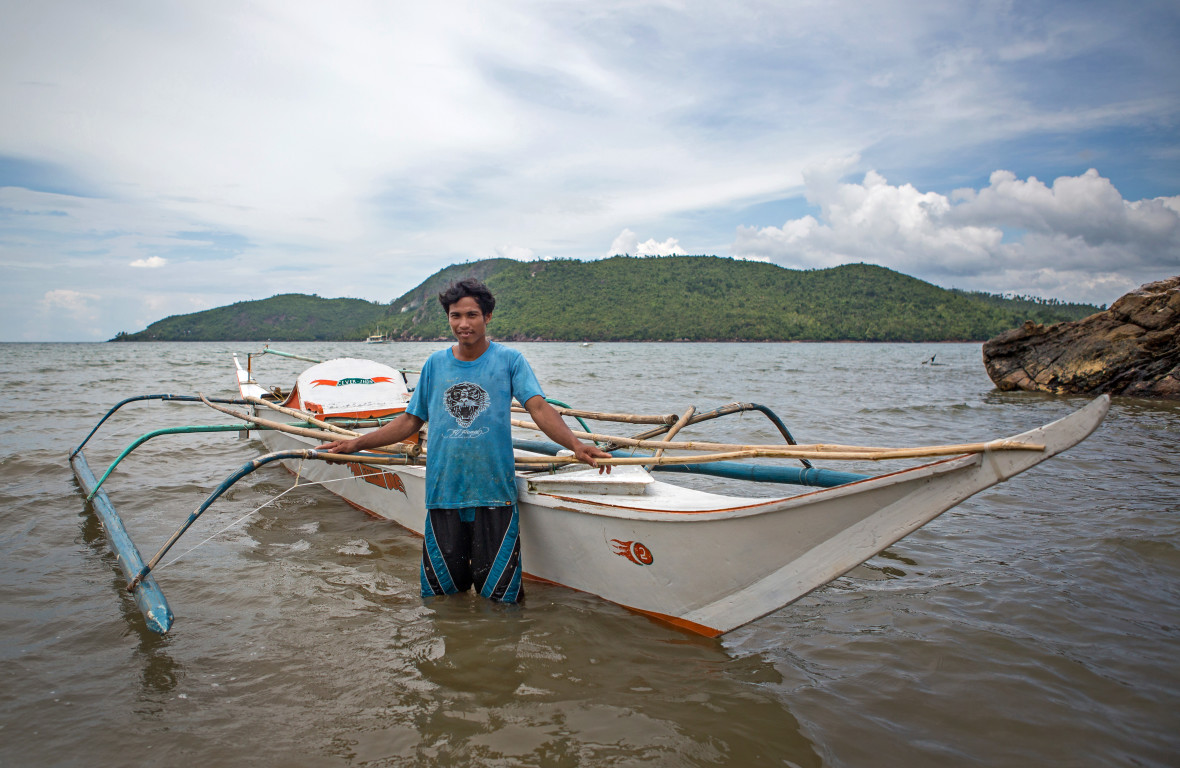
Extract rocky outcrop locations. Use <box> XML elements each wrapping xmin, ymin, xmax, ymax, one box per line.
<box><xmin>982</xmin><ymin>276</ymin><xmax>1180</xmax><ymax>398</ymax></box>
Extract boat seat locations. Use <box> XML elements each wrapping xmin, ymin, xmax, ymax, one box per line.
<box><xmin>525</xmin><ymin>465</ymin><xmax>653</xmax><ymax>496</ymax></box>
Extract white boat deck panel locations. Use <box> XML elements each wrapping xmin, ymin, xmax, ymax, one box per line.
<box><xmin>521</xmin><ymin>465</ymin><xmax>781</xmax><ymax>512</ymax></box>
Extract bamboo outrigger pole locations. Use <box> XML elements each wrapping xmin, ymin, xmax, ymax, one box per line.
<box><xmin>511</xmin><ymin>404</ymin><xmax>678</xmax><ymax>425</ymax></box>
<box><xmin>244</xmin><ymin>394</ymin><xmax>359</xmax><ymax>438</ymax></box>
<box><xmin>510</xmin><ymin>418</ymin><xmax>1044</xmax><ymax>461</ymax></box>
<box><xmin>513</xmin><ymin>441</ymin><xmax>1042</xmax><ymax>465</ymax></box>
<box><xmin>518</xmin><ymin>401</ymin><xmax>815</xmax><ymax>468</ymax></box>
<box><xmin>646</xmin><ymin>406</ymin><xmax>695</xmax><ymax>470</ymax></box>
<box><xmin>199</xmin><ymin>394</ymin><xmax>420</xmax><ymax>457</ymax></box>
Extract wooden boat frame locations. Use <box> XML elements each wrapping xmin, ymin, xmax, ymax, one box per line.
<box><xmin>69</xmin><ymin>351</ymin><xmax>1110</xmax><ymax>637</ymax></box>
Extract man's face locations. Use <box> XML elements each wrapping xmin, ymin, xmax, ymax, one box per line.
<box><xmin>447</xmin><ymin>296</ymin><xmax>490</xmax><ymax>345</ymax></box>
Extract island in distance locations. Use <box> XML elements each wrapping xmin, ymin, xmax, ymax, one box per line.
<box><xmin>113</xmin><ymin>257</ymin><xmax>1101</xmax><ymax>344</ymax></box>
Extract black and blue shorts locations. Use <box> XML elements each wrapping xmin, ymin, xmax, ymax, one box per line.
<box><xmin>420</xmin><ymin>505</ymin><xmax>522</xmax><ymax>603</ymax></box>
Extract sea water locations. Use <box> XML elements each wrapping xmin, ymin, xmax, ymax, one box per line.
<box><xmin>0</xmin><ymin>341</ymin><xmax>1176</xmax><ymax>766</ymax></box>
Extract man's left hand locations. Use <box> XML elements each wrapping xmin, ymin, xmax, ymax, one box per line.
<box><xmin>574</xmin><ymin>443</ymin><xmax>613</xmax><ymax>474</ymax></box>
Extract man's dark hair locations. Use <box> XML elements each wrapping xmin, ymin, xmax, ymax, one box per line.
<box><xmin>438</xmin><ymin>278</ymin><xmax>496</xmax><ymax>315</ymax></box>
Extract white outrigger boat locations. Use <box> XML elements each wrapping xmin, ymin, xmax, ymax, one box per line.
<box><xmin>70</xmin><ymin>348</ymin><xmax>1109</xmax><ymax>637</ymax></box>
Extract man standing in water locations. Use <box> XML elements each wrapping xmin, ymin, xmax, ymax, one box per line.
<box><xmin>318</xmin><ymin>278</ymin><xmax>611</xmax><ymax>603</ymax></box>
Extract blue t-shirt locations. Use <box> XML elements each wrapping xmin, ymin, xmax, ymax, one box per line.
<box><xmin>407</xmin><ymin>342</ymin><xmax>544</xmax><ymax>509</ymax></box>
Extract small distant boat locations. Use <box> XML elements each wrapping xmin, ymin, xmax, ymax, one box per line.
<box><xmin>580</xmin><ymin>342</ymin><xmax>593</xmax><ymax>347</ymax></box>
<box><xmin>69</xmin><ymin>347</ymin><xmax>1108</xmax><ymax>638</ymax></box>
<box><xmin>364</xmin><ymin>334</ymin><xmax>388</xmax><ymax>344</ymax></box>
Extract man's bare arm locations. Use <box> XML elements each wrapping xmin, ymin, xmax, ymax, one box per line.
<box><xmin>316</xmin><ymin>412</ymin><xmax>424</xmax><ymax>454</ymax></box>
<box><xmin>523</xmin><ymin>395</ymin><xmax>612</xmax><ymax>472</ymax></box>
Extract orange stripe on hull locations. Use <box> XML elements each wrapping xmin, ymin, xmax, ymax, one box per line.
<box><xmin>520</xmin><ymin>573</ymin><xmax>722</xmax><ymax>637</ymax></box>
<box><xmin>625</xmin><ymin>607</ymin><xmax>723</xmax><ymax>638</ymax></box>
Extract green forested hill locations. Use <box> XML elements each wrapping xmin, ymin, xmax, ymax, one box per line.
<box><xmin>112</xmin><ymin>257</ymin><xmax>1102</xmax><ymax>342</ymax></box>
<box><xmin>112</xmin><ymin>293</ymin><xmax>387</xmax><ymax>341</ymax></box>
<box><xmin>376</xmin><ymin>256</ymin><xmax>1100</xmax><ymax>342</ymax></box>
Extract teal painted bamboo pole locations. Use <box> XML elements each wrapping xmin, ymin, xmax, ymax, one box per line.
<box><xmin>71</xmin><ymin>450</ymin><xmax>174</xmax><ymax>634</ymax></box>
<box><xmin>127</xmin><ymin>449</ymin><xmax>413</xmax><ymax>593</ymax></box>
<box><xmin>511</xmin><ymin>438</ymin><xmax>868</xmax><ymax>488</ymax></box>
<box><xmin>545</xmin><ymin>398</ymin><xmax>594</xmax><ymax>435</ymax></box>
<box><xmin>85</xmin><ymin>415</ymin><xmax>403</xmax><ymax>500</ymax></box>
<box><xmin>70</xmin><ymin>394</ymin><xmax>250</xmax><ymax>458</ymax></box>
<box><xmin>86</xmin><ymin>424</ymin><xmax>251</xmax><ymax>500</ymax></box>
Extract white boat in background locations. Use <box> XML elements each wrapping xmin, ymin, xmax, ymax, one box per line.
<box><xmin>363</xmin><ymin>333</ymin><xmax>388</xmax><ymax>344</ymax></box>
<box><xmin>220</xmin><ymin>351</ymin><xmax>1109</xmax><ymax>637</ymax></box>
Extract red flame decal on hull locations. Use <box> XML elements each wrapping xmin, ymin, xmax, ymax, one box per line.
<box><xmin>611</xmin><ymin>539</ymin><xmax>654</xmax><ymax>566</ymax></box>
<box><xmin>347</xmin><ymin>463</ymin><xmax>407</xmax><ymax>496</ymax></box>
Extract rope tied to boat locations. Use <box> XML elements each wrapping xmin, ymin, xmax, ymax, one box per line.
<box><xmin>126</xmin><ymin>448</ymin><xmax>419</xmax><ymax>592</ymax></box>
<box><xmin>154</xmin><ymin>473</ymin><xmax>363</xmax><ymax>573</ymax></box>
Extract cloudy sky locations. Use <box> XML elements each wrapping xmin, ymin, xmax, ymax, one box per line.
<box><xmin>2</xmin><ymin>0</ymin><xmax>1178</xmax><ymax>341</ymax></box>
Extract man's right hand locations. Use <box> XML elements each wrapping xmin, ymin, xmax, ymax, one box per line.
<box><xmin>314</xmin><ymin>413</ymin><xmax>423</xmax><ymax>458</ymax></box>
<box><xmin>316</xmin><ymin>438</ymin><xmax>359</xmax><ymax>454</ymax></box>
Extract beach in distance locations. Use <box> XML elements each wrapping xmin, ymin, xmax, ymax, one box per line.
<box><xmin>1</xmin><ymin>340</ymin><xmax>1176</xmax><ymax>767</ymax></box>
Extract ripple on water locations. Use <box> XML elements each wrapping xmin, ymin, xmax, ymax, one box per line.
<box><xmin>3</xmin><ymin>341</ymin><xmax>1178</xmax><ymax>767</ymax></box>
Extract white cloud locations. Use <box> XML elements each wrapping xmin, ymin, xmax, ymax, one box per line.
<box><xmin>41</xmin><ymin>289</ymin><xmax>100</xmax><ymax>318</ymax></box>
<box><xmin>494</xmin><ymin>245</ymin><xmax>535</xmax><ymax>261</ymax></box>
<box><xmin>608</xmin><ymin>228</ymin><xmax>688</xmax><ymax>257</ymax></box>
<box><xmin>1</xmin><ymin>2</ymin><xmax>1177</xmax><ymax>338</ymax></box>
<box><xmin>608</xmin><ymin>229</ymin><xmax>638</xmax><ymax>256</ymax></box>
<box><xmin>637</xmin><ymin>238</ymin><xmax>687</xmax><ymax>257</ymax></box>
<box><xmin>945</xmin><ymin>169</ymin><xmax>1180</xmax><ymax>251</ymax></box>
<box><xmin>129</xmin><ymin>256</ymin><xmax>167</xmax><ymax>268</ymax></box>
<box><xmin>733</xmin><ymin>161</ymin><xmax>1180</xmax><ymax>304</ymax></box>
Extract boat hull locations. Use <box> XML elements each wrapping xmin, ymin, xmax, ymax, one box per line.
<box><xmin>249</xmin><ymin>395</ymin><xmax>1110</xmax><ymax>636</ymax></box>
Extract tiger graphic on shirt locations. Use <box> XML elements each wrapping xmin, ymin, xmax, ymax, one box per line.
<box><xmin>444</xmin><ymin>382</ymin><xmax>490</xmax><ymax>428</ymax></box>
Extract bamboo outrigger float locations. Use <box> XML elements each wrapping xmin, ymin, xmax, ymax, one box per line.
<box><xmin>70</xmin><ymin>349</ymin><xmax>1109</xmax><ymax>637</ymax></box>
